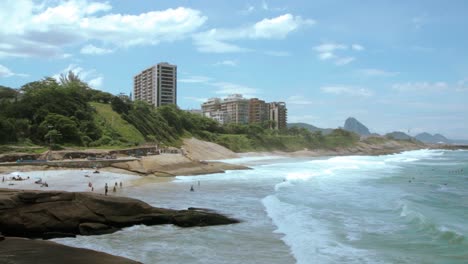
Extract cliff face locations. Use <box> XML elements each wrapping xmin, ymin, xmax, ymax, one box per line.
<box><xmin>0</xmin><ymin>189</ymin><xmax>239</xmax><ymax>239</ymax></box>
<box><xmin>343</xmin><ymin>117</ymin><xmax>371</xmax><ymax>136</ymax></box>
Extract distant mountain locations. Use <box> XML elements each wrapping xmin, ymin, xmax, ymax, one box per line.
<box><xmin>287</xmin><ymin>122</ymin><xmax>334</xmax><ymax>135</ymax></box>
<box><xmin>343</xmin><ymin>117</ymin><xmax>371</xmax><ymax>136</ymax></box>
<box><xmin>385</xmin><ymin>131</ymin><xmax>414</xmax><ymax>140</ymax></box>
<box><xmin>415</xmin><ymin>132</ymin><xmax>450</xmax><ymax>144</ymax></box>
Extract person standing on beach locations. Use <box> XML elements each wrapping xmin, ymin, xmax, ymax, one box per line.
<box><xmin>2</xmin><ymin>176</ymin><xmax>4</xmax><ymax>183</ymax></box>
<box><xmin>119</xmin><ymin>181</ymin><xmax>122</xmax><ymax>188</ymax></box>
<box><xmin>190</xmin><ymin>185</ymin><xmax>194</xmax><ymax>192</ymax></box>
<box><xmin>105</xmin><ymin>183</ymin><xmax>108</xmax><ymax>196</ymax></box>
<box><xmin>113</xmin><ymin>186</ymin><xmax>116</xmax><ymax>192</ymax></box>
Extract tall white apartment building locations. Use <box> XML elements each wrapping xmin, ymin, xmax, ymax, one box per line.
<box><xmin>133</xmin><ymin>62</ymin><xmax>177</xmax><ymax>107</ymax></box>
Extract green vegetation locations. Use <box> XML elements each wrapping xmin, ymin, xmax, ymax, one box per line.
<box><xmin>0</xmin><ymin>74</ymin><xmax>360</xmax><ymax>152</ymax></box>
<box><xmin>91</xmin><ymin>102</ymin><xmax>145</xmax><ymax>146</ymax></box>
<box><xmin>212</xmin><ymin>126</ymin><xmax>359</xmax><ymax>152</ymax></box>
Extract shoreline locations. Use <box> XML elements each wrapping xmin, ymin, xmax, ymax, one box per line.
<box><xmin>1</xmin><ymin>139</ymin><xmax>463</xmax><ymax>178</ymax></box>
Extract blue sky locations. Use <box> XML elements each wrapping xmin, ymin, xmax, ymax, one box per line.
<box><xmin>1</xmin><ymin>0</ymin><xmax>467</xmax><ymax>139</ymax></box>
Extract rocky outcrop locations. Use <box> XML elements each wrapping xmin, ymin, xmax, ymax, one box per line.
<box><xmin>0</xmin><ymin>237</ymin><xmax>141</xmax><ymax>264</ymax></box>
<box><xmin>111</xmin><ymin>154</ymin><xmax>248</xmax><ymax>176</ymax></box>
<box><xmin>343</xmin><ymin>117</ymin><xmax>371</xmax><ymax>136</ymax></box>
<box><xmin>0</xmin><ymin>189</ymin><xmax>239</xmax><ymax>239</ymax></box>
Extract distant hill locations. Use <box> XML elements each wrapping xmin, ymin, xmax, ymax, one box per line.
<box><xmin>287</xmin><ymin>122</ymin><xmax>334</xmax><ymax>135</ymax></box>
<box><xmin>415</xmin><ymin>132</ymin><xmax>450</xmax><ymax>144</ymax></box>
<box><xmin>0</xmin><ymin>85</ymin><xmax>18</xmax><ymax>99</ymax></box>
<box><xmin>385</xmin><ymin>131</ymin><xmax>414</xmax><ymax>140</ymax></box>
<box><xmin>343</xmin><ymin>117</ymin><xmax>371</xmax><ymax>136</ymax></box>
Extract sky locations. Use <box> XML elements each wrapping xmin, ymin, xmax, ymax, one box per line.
<box><xmin>0</xmin><ymin>0</ymin><xmax>467</xmax><ymax>139</ymax></box>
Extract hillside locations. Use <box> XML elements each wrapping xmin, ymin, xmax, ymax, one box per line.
<box><xmin>287</xmin><ymin>122</ymin><xmax>334</xmax><ymax>135</ymax></box>
<box><xmin>385</xmin><ymin>131</ymin><xmax>414</xmax><ymax>141</ymax></box>
<box><xmin>91</xmin><ymin>102</ymin><xmax>145</xmax><ymax>145</ymax></box>
<box><xmin>0</xmin><ymin>76</ymin><xmax>419</xmax><ymax>154</ymax></box>
<box><xmin>415</xmin><ymin>132</ymin><xmax>450</xmax><ymax>144</ymax></box>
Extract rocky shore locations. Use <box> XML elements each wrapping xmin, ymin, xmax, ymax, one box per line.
<box><xmin>0</xmin><ymin>188</ymin><xmax>239</xmax><ymax>239</ymax></box>
<box><xmin>0</xmin><ymin>138</ymin><xmax>247</xmax><ymax>176</ymax></box>
<box><xmin>0</xmin><ymin>236</ymin><xmax>141</xmax><ymax>264</ymax></box>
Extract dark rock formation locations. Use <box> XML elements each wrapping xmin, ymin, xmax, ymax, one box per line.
<box><xmin>0</xmin><ymin>237</ymin><xmax>141</xmax><ymax>264</ymax></box>
<box><xmin>0</xmin><ymin>189</ymin><xmax>239</xmax><ymax>239</ymax></box>
<box><xmin>343</xmin><ymin>117</ymin><xmax>371</xmax><ymax>136</ymax></box>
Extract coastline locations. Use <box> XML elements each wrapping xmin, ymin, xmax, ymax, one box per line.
<box><xmin>0</xmin><ymin>139</ymin><xmax>437</xmax><ymax>177</ymax></box>
<box><xmin>239</xmin><ymin>139</ymin><xmax>429</xmax><ymax>158</ymax></box>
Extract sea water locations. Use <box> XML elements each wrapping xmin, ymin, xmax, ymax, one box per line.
<box><xmin>52</xmin><ymin>149</ymin><xmax>468</xmax><ymax>263</ymax></box>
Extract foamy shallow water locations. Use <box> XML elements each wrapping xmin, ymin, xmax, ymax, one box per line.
<box><xmin>3</xmin><ymin>149</ymin><xmax>467</xmax><ymax>263</ymax></box>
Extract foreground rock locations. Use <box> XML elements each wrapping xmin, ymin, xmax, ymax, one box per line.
<box><xmin>0</xmin><ymin>237</ymin><xmax>140</xmax><ymax>264</ymax></box>
<box><xmin>0</xmin><ymin>189</ymin><xmax>239</xmax><ymax>239</ymax></box>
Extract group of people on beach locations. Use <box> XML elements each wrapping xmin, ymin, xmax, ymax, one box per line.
<box><xmin>2</xmin><ymin>175</ymin><xmax>48</xmax><ymax>187</ymax></box>
<box><xmin>104</xmin><ymin>181</ymin><xmax>123</xmax><ymax>195</ymax></box>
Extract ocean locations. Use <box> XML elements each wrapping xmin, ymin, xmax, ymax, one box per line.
<box><xmin>53</xmin><ymin>149</ymin><xmax>468</xmax><ymax>263</ymax></box>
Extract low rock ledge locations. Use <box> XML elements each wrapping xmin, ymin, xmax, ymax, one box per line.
<box><xmin>0</xmin><ymin>188</ymin><xmax>239</xmax><ymax>239</ymax></box>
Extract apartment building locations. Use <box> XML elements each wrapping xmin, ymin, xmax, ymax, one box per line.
<box><xmin>222</xmin><ymin>94</ymin><xmax>250</xmax><ymax>125</ymax></box>
<box><xmin>269</xmin><ymin>102</ymin><xmax>287</xmax><ymax>130</ymax></box>
<box><xmin>201</xmin><ymin>95</ymin><xmax>287</xmax><ymax>128</ymax></box>
<box><xmin>249</xmin><ymin>98</ymin><xmax>269</xmax><ymax>124</ymax></box>
<box><xmin>133</xmin><ymin>62</ymin><xmax>177</xmax><ymax>107</ymax></box>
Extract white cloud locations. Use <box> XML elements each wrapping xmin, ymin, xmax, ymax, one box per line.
<box><xmin>357</xmin><ymin>68</ymin><xmax>399</xmax><ymax>77</ymax></box>
<box><xmin>351</xmin><ymin>44</ymin><xmax>364</xmax><ymax>51</ymax></box>
<box><xmin>214</xmin><ymin>60</ymin><xmax>238</xmax><ymax>66</ymax></box>
<box><xmin>456</xmin><ymin>79</ymin><xmax>468</xmax><ymax>92</ymax></box>
<box><xmin>287</xmin><ymin>95</ymin><xmax>313</xmax><ymax>105</ymax></box>
<box><xmin>321</xmin><ymin>86</ymin><xmax>373</xmax><ymax>97</ymax></box>
<box><xmin>54</xmin><ymin>64</ymin><xmax>104</xmax><ymax>89</ymax></box>
<box><xmin>0</xmin><ymin>1</ymin><xmax>207</xmax><ymax>58</ymax></box>
<box><xmin>318</xmin><ymin>52</ymin><xmax>335</xmax><ymax>60</ymax></box>
<box><xmin>0</xmin><ymin>64</ymin><xmax>28</xmax><ymax>78</ymax></box>
<box><xmin>314</xmin><ymin>42</ymin><xmax>362</xmax><ymax>65</ymax></box>
<box><xmin>335</xmin><ymin>57</ymin><xmax>355</xmax><ymax>65</ymax></box>
<box><xmin>88</xmin><ymin>76</ymin><xmax>103</xmax><ymax>88</ymax></box>
<box><xmin>193</xmin><ymin>14</ymin><xmax>314</xmax><ymax>53</ymax></box>
<box><xmin>262</xmin><ymin>0</ymin><xmax>269</xmax><ymax>10</ymax></box>
<box><xmin>314</xmin><ymin>43</ymin><xmax>347</xmax><ymax>53</ymax></box>
<box><xmin>179</xmin><ymin>75</ymin><xmax>212</xmax><ymax>84</ymax></box>
<box><xmin>392</xmin><ymin>82</ymin><xmax>448</xmax><ymax>92</ymax></box>
<box><xmin>240</xmin><ymin>5</ymin><xmax>255</xmax><ymax>14</ymax></box>
<box><xmin>80</xmin><ymin>44</ymin><xmax>113</xmax><ymax>55</ymax></box>
<box><xmin>212</xmin><ymin>82</ymin><xmax>259</xmax><ymax>97</ymax></box>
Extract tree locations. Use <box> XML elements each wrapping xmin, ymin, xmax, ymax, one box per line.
<box><xmin>111</xmin><ymin>96</ymin><xmax>130</xmax><ymax>114</ymax></box>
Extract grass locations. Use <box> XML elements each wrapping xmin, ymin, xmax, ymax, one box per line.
<box><xmin>90</xmin><ymin>102</ymin><xmax>145</xmax><ymax>145</ymax></box>
<box><xmin>0</xmin><ymin>145</ymin><xmax>48</xmax><ymax>154</ymax></box>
